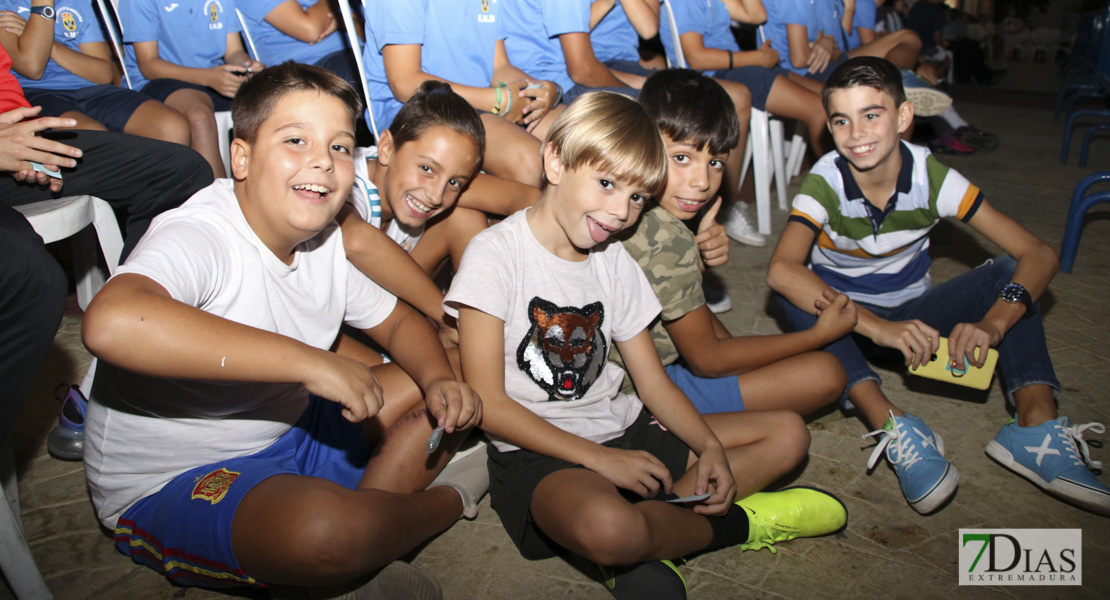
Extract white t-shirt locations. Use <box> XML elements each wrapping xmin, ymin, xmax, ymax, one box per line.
<box><xmin>444</xmin><ymin>210</ymin><xmax>661</xmax><ymax>452</ymax></box>
<box><xmin>350</xmin><ymin>146</ymin><xmax>425</xmax><ymax>253</ymax></box>
<box><xmin>84</xmin><ymin>179</ymin><xmax>398</xmax><ymax>528</ymax></box>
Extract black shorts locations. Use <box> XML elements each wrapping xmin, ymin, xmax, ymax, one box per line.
<box><xmin>23</xmin><ymin>84</ymin><xmax>149</xmax><ymax>132</ymax></box>
<box><xmin>711</xmin><ymin>64</ymin><xmax>787</xmax><ymax>111</ymax></box>
<box><xmin>487</xmin><ymin>408</ymin><xmax>691</xmax><ymax>560</ymax></box>
<box><xmin>140</xmin><ymin>78</ymin><xmax>233</xmax><ymax>111</ymax></box>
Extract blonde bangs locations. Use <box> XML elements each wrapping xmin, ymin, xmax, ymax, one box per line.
<box><xmin>544</xmin><ymin>92</ymin><xmax>668</xmax><ymax>199</ymax></box>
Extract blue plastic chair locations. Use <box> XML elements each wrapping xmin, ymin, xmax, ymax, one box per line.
<box><xmin>1060</xmin><ymin>171</ymin><xmax>1110</xmax><ymax>273</ymax></box>
<box><xmin>1060</xmin><ymin>8</ymin><xmax>1110</xmax><ymax>164</ymax></box>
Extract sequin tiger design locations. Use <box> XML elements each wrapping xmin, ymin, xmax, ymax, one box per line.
<box><xmin>516</xmin><ymin>298</ymin><xmax>607</xmax><ymax>401</ymax></box>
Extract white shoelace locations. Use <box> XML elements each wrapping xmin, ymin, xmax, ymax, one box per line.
<box><xmin>863</xmin><ymin>411</ymin><xmax>925</xmax><ymax>471</ymax></box>
<box><xmin>1059</xmin><ymin>420</ymin><xmax>1105</xmax><ymax>470</ymax></box>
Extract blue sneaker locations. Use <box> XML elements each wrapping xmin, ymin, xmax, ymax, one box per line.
<box><xmin>864</xmin><ymin>411</ymin><xmax>959</xmax><ymax>514</ymax></box>
<box><xmin>986</xmin><ymin>417</ymin><xmax>1110</xmax><ymax>516</ymax></box>
<box><xmin>47</xmin><ymin>384</ymin><xmax>87</xmax><ymax>461</ymax></box>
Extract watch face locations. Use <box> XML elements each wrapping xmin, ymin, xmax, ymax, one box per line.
<box><xmin>1000</xmin><ymin>283</ymin><xmax>1025</xmax><ymax>302</ymax></box>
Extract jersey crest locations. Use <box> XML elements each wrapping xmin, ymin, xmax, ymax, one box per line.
<box><xmin>516</xmin><ymin>298</ymin><xmax>607</xmax><ymax>401</ymax></box>
<box><xmin>190</xmin><ymin>468</ymin><xmax>240</xmax><ymax>504</ymax></box>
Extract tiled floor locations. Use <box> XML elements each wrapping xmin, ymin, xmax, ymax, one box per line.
<box><xmin>6</xmin><ymin>64</ymin><xmax>1110</xmax><ymax>599</ymax></box>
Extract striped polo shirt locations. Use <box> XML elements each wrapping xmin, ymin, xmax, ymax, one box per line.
<box><xmin>788</xmin><ymin>141</ymin><xmax>983</xmax><ymax>307</ymax></box>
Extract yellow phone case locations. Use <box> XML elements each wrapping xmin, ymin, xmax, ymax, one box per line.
<box><xmin>909</xmin><ymin>337</ymin><xmax>999</xmax><ymax>390</ymax></box>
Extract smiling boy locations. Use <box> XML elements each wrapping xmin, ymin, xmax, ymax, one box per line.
<box><xmin>447</xmin><ymin>92</ymin><xmax>847</xmax><ymax>598</ymax></box>
<box><xmin>767</xmin><ymin>57</ymin><xmax>1109</xmax><ymax>516</ymax></box>
<box><xmin>619</xmin><ymin>69</ymin><xmax>853</xmax><ymax>417</ymax></box>
<box><xmin>81</xmin><ymin>63</ymin><xmax>485</xmax><ymax>595</ymax></box>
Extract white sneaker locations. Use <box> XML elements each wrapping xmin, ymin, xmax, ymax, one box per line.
<box><xmin>725</xmin><ymin>202</ymin><xmax>766</xmax><ymax>247</ymax></box>
<box><xmin>429</xmin><ymin>438</ymin><xmax>489</xmax><ymax>519</ymax></box>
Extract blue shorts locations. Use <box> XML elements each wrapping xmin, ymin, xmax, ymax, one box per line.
<box><xmin>710</xmin><ymin>64</ymin><xmax>787</xmax><ymax>111</ymax></box>
<box><xmin>140</xmin><ymin>78</ymin><xmax>234</xmax><ymax>111</ymax></box>
<box><xmin>23</xmin><ymin>84</ymin><xmax>150</xmax><ymax>132</ymax></box>
<box><xmin>665</xmin><ymin>361</ymin><xmax>744</xmax><ymax>414</ymax></box>
<box><xmin>113</xmin><ymin>396</ymin><xmax>371</xmax><ymax>589</ymax></box>
<box><xmin>804</xmin><ymin>55</ymin><xmax>850</xmax><ymax>85</ymax></box>
<box><xmin>604</xmin><ymin>58</ymin><xmax>654</xmax><ymax>77</ymax></box>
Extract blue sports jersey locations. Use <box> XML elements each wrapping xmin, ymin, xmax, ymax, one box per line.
<box><xmin>502</xmin><ymin>0</ymin><xmax>589</xmax><ymax>91</ymax></box>
<box><xmin>659</xmin><ymin>0</ymin><xmax>738</xmax><ymax>73</ymax></box>
<box><xmin>364</xmin><ymin>0</ymin><xmax>503</xmax><ymax>131</ymax></box>
<box><xmin>762</xmin><ymin>0</ymin><xmax>819</xmax><ymax>75</ymax></box>
<box><xmin>121</xmin><ymin>0</ymin><xmax>241</xmax><ymax>91</ymax></box>
<box><xmin>590</xmin><ymin>1</ymin><xmax>638</xmax><ymax>63</ymax></box>
<box><xmin>845</xmin><ymin>0</ymin><xmax>877</xmax><ymax>50</ymax></box>
<box><xmin>236</xmin><ymin>0</ymin><xmax>344</xmax><ymax>66</ymax></box>
<box><xmin>1</xmin><ymin>0</ymin><xmax>104</xmax><ymax>90</ymax></box>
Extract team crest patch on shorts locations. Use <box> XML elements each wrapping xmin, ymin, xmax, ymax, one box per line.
<box><xmin>191</xmin><ymin>468</ymin><xmax>240</xmax><ymax>504</ymax></box>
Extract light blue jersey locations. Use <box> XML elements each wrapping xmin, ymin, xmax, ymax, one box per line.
<box><xmin>121</xmin><ymin>0</ymin><xmax>241</xmax><ymax>91</ymax></box>
<box><xmin>590</xmin><ymin>1</ymin><xmax>638</xmax><ymax>63</ymax></box>
<box><xmin>236</xmin><ymin>0</ymin><xmax>344</xmax><ymax>66</ymax></box>
<box><xmin>659</xmin><ymin>0</ymin><xmax>738</xmax><ymax>74</ymax></box>
<box><xmin>762</xmin><ymin>0</ymin><xmax>820</xmax><ymax>75</ymax></box>
<box><xmin>501</xmin><ymin>0</ymin><xmax>588</xmax><ymax>92</ymax></box>
<box><xmin>364</xmin><ymin>0</ymin><xmax>502</xmax><ymax>130</ymax></box>
<box><xmin>844</xmin><ymin>0</ymin><xmax>877</xmax><ymax>50</ymax></box>
<box><xmin>1</xmin><ymin>0</ymin><xmax>104</xmax><ymax>90</ymax></box>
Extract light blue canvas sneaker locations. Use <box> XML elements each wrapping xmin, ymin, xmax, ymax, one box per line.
<box><xmin>986</xmin><ymin>417</ymin><xmax>1110</xmax><ymax>516</ymax></box>
<box><xmin>864</xmin><ymin>411</ymin><xmax>959</xmax><ymax>514</ymax></box>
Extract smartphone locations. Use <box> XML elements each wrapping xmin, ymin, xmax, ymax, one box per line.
<box><xmin>910</xmin><ymin>336</ymin><xmax>999</xmax><ymax>390</ymax></box>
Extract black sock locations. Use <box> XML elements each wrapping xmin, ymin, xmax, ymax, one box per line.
<box><xmin>702</xmin><ymin>504</ymin><xmax>750</xmax><ymax>552</ymax></box>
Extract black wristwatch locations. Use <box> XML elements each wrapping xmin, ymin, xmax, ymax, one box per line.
<box><xmin>30</xmin><ymin>5</ymin><xmax>56</xmax><ymax>20</ymax></box>
<box><xmin>999</xmin><ymin>282</ymin><xmax>1034</xmax><ymax>318</ymax></box>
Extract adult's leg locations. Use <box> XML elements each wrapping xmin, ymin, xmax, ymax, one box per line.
<box><xmin>410</xmin><ymin>205</ymin><xmax>489</xmax><ymax>274</ymax></box>
<box><xmin>0</xmin><ymin>206</ymin><xmax>67</xmax><ymax>439</ymax></box>
<box><xmin>711</xmin><ymin>78</ymin><xmax>752</xmax><ymax>206</ymax></box>
<box><xmin>58</xmin><ymin>111</ymin><xmax>108</xmax><ymax>131</ymax></box>
<box><xmin>849</xmin><ymin>29</ymin><xmax>923</xmax><ymax>70</ymax></box>
<box><xmin>122</xmin><ymin>100</ymin><xmax>191</xmax><ymax>145</ymax></box>
<box><xmin>2</xmin><ymin>130</ymin><xmax>214</xmax><ymax>259</ymax></box>
<box><xmin>764</xmin><ymin>76</ymin><xmax>830</xmax><ymax>155</ymax></box>
<box><xmin>479</xmin><ymin>113</ymin><xmax>544</xmax><ymax>186</ymax></box>
<box><xmin>164</xmin><ymin>87</ymin><xmax>225</xmax><ymax>178</ymax></box>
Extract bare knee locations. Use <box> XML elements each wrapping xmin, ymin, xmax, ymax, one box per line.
<box><xmin>772</xmin><ymin>411</ymin><xmax>810</xmax><ymax>470</ymax></box>
<box><xmin>568</xmin><ymin>504</ymin><xmax>651</xmax><ymax>566</ymax></box>
<box><xmin>237</xmin><ymin>486</ymin><xmax>391</xmax><ymax>582</ymax></box>
<box><xmin>813</xmin><ymin>351</ymin><xmax>847</xmax><ymax>400</ymax></box>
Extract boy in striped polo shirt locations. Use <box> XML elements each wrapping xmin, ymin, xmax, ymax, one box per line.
<box><xmin>767</xmin><ymin>57</ymin><xmax>1109</xmax><ymax>517</ymax></box>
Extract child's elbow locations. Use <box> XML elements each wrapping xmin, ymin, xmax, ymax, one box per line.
<box><xmin>789</xmin><ymin>53</ymin><xmax>809</xmax><ymax>69</ymax></box>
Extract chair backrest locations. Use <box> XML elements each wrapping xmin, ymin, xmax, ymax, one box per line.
<box><xmin>660</xmin><ymin>0</ymin><xmax>687</xmax><ymax>68</ymax></box>
<box><xmin>236</xmin><ymin>8</ymin><xmax>261</xmax><ymax>61</ymax></box>
<box><xmin>338</xmin><ymin>0</ymin><xmax>379</xmax><ymax>139</ymax></box>
<box><xmin>94</xmin><ymin>0</ymin><xmax>132</xmax><ymax>89</ymax></box>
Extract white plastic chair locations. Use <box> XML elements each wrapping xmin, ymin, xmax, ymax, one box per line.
<box><xmin>236</xmin><ymin>8</ymin><xmax>261</xmax><ymax>61</ymax></box>
<box><xmin>13</xmin><ymin>196</ymin><xmax>124</xmax><ymax>311</ymax></box>
<box><xmin>1</xmin><ymin>435</ymin><xmax>51</xmax><ymax>599</ymax></box>
<box><xmin>338</xmin><ymin>0</ymin><xmax>379</xmax><ymax>139</ymax></box>
<box><xmin>101</xmin><ymin>0</ymin><xmax>234</xmax><ymax>176</ymax></box>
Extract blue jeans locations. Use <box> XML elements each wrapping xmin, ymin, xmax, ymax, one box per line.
<box><xmin>777</xmin><ymin>256</ymin><xmax>1060</xmax><ymax>408</ymax></box>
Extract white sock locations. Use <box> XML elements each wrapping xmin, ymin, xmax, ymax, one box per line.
<box><xmin>939</xmin><ymin>107</ymin><xmax>969</xmax><ymax>130</ymax></box>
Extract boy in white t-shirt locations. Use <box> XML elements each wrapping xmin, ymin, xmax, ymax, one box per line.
<box><xmin>446</xmin><ymin>92</ymin><xmax>847</xmax><ymax>598</ymax></box>
<box><xmin>81</xmin><ymin>63</ymin><xmax>483</xmax><ymax>595</ymax></box>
